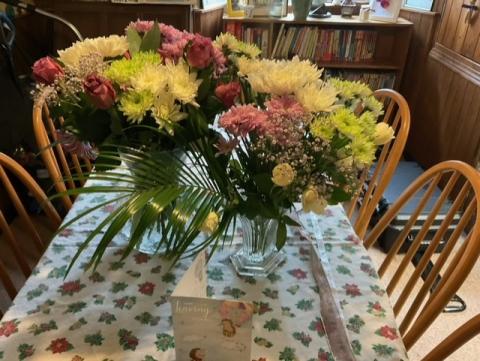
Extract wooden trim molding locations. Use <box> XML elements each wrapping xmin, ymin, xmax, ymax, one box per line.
<box><xmin>430</xmin><ymin>42</ymin><xmax>480</xmax><ymax>87</ymax></box>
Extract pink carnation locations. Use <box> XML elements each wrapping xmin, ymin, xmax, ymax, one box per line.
<box><xmin>219</xmin><ymin>105</ymin><xmax>268</xmax><ymax>137</ymax></box>
<box><xmin>213</xmin><ymin>46</ymin><xmax>227</xmax><ymax>75</ymax></box>
<box><xmin>126</xmin><ymin>20</ymin><xmax>154</xmax><ymax>33</ymax></box>
<box><xmin>187</xmin><ymin>34</ymin><xmax>214</xmax><ymax>69</ymax></box>
<box><xmin>266</xmin><ymin>95</ymin><xmax>306</xmax><ymax>120</ymax></box>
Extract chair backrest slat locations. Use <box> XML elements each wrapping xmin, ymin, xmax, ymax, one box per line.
<box><xmin>348</xmin><ymin>89</ymin><xmax>411</xmax><ymax>239</ymax></box>
<box><xmin>0</xmin><ymin>153</ymin><xmax>61</xmax><ymax>310</ymax></box>
<box><xmin>34</xmin><ymin>96</ymin><xmax>93</xmax><ymax>211</ymax></box>
<box><xmin>421</xmin><ymin>315</ymin><xmax>480</xmax><ymax>361</ymax></box>
<box><xmin>364</xmin><ymin>160</ymin><xmax>480</xmax><ymax>351</ymax></box>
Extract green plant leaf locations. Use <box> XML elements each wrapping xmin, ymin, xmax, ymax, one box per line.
<box><xmin>276</xmin><ymin>221</ymin><xmax>287</xmax><ymax>250</ymax></box>
<box><xmin>140</xmin><ymin>21</ymin><xmax>161</xmax><ymax>52</ymax></box>
<box><xmin>126</xmin><ymin>27</ymin><xmax>142</xmax><ymax>54</ymax></box>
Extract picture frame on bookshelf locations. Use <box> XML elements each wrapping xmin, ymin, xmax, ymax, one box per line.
<box><xmin>369</xmin><ymin>0</ymin><xmax>403</xmax><ymax>23</ymax></box>
<box><xmin>248</xmin><ymin>0</ymin><xmax>288</xmax><ymax>17</ymax></box>
<box><xmin>201</xmin><ymin>0</ymin><xmax>227</xmax><ymax>10</ymax></box>
<box><xmin>226</xmin><ymin>0</ymin><xmax>246</xmax><ymax>17</ymax></box>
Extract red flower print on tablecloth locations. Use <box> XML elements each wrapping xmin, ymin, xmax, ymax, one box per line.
<box><xmin>102</xmin><ymin>204</ymin><xmax>116</xmax><ymax>213</ymax></box>
<box><xmin>138</xmin><ymin>282</ymin><xmax>155</xmax><ymax>296</ymax></box>
<box><xmin>367</xmin><ymin>301</ymin><xmax>386</xmax><ymax>317</ymax></box>
<box><xmin>288</xmin><ymin>268</ymin><xmax>307</xmax><ymax>280</ymax></box>
<box><xmin>343</xmin><ymin>283</ymin><xmax>362</xmax><ymax>297</ymax></box>
<box><xmin>58</xmin><ymin>280</ymin><xmax>85</xmax><ymax>296</ymax></box>
<box><xmin>376</xmin><ymin>325</ymin><xmax>399</xmax><ymax>340</ymax></box>
<box><xmin>346</xmin><ymin>234</ymin><xmax>361</xmax><ymax>245</ymax></box>
<box><xmin>46</xmin><ymin>338</ymin><xmax>74</xmax><ymax>354</ymax></box>
<box><xmin>308</xmin><ymin>317</ymin><xmax>326</xmax><ymax>337</ymax></box>
<box><xmin>59</xmin><ymin>228</ymin><xmax>73</xmax><ymax>237</ymax></box>
<box><xmin>134</xmin><ymin>253</ymin><xmax>151</xmax><ymax>264</ymax></box>
<box><xmin>0</xmin><ymin>319</ymin><xmax>19</xmax><ymax>337</ymax></box>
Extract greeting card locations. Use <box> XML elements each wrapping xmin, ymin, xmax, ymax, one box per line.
<box><xmin>171</xmin><ymin>252</ymin><xmax>254</xmax><ymax>361</ymax></box>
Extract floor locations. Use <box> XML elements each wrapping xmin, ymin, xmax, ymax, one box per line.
<box><xmin>1</xmin><ymin>213</ymin><xmax>479</xmax><ymax>360</ymax></box>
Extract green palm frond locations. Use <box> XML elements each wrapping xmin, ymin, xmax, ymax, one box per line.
<box><xmin>55</xmin><ymin>143</ymin><xmax>236</xmax><ymax>274</ymax></box>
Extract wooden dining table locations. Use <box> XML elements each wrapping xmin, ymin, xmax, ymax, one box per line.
<box><xmin>0</xmin><ymin>180</ymin><xmax>409</xmax><ymax>360</ymax></box>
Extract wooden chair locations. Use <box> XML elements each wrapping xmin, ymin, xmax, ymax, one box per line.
<box><xmin>33</xmin><ymin>96</ymin><xmax>93</xmax><ymax>211</ymax></box>
<box><xmin>347</xmin><ymin>88</ymin><xmax>411</xmax><ymax>240</ymax></box>
<box><xmin>421</xmin><ymin>314</ymin><xmax>480</xmax><ymax>361</ymax></box>
<box><xmin>364</xmin><ymin>160</ymin><xmax>480</xmax><ymax>351</ymax></box>
<box><xmin>0</xmin><ymin>152</ymin><xmax>61</xmax><ymax>315</ymax></box>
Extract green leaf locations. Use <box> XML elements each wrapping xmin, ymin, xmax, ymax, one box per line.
<box><xmin>330</xmin><ymin>188</ymin><xmax>352</xmax><ymax>203</ymax></box>
<box><xmin>126</xmin><ymin>27</ymin><xmax>142</xmax><ymax>54</ymax></box>
<box><xmin>140</xmin><ymin>21</ymin><xmax>161</xmax><ymax>52</ymax></box>
<box><xmin>283</xmin><ymin>215</ymin><xmax>301</xmax><ymax>227</ymax></box>
<box><xmin>276</xmin><ymin>221</ymin><xmax>287</xmax><ymax>250</ymax></box>
<box><xmin>253</xmin><ymin>173</ymin><xmax>274</xmax><ymax>194</ymax></box>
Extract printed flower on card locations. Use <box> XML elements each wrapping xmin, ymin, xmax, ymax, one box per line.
<box><xmin>376</xmin><ymin>325</ymin><xmax>399</xmax><ymax>340</ymax></box>
<box><xmin>46</xmin><ymin>338</ymin><xmax>74</xmax><ymax>354</ymax></box>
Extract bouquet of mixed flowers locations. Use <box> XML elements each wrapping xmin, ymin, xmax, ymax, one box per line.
<box><xmin>32</xmin><ymin>20</ymin><xmax>259</xmax><ymax>160</ymax></box>
<box><xmin>34</xmin><ymin>22</ymin><xmax>394</xmax><ymax>270</ymax></box>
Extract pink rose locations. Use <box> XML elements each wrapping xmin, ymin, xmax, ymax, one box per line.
<box><xmin>215</xmin><ymin>81</ymin><xmax>241</xmax><ymax>108</ymax></box>
<box><xmin>32</xmin><ymin>56</ymin><xmax>64</xmax><ymax>85</ymax></box>
<box><xmin>187</xmin><ymin>34</ymin><xmax>214</xmax><ymax>69</ymax></box>
<box><xmin>83</xmin><ymin>74</ymin><xmax>116</xmax><ymax>110</ymax></box>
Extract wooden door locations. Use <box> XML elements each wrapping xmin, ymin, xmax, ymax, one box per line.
<box><xmin>405</xmin><ymin>0</ymin><xmax>480</xmax><ymax>168</ymax></box>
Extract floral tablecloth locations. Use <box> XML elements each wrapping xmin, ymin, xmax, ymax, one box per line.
<box><xmin>0</xmin><ymin>190</ymin><xmax>408</xmax><ymax>361</ymax></box>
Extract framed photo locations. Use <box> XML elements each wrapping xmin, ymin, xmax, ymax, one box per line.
<box><xmin>249</xmin><ymin>0</ymin><xmax>288</xmax><ymax>17</ymax></box>
<box><xmin>403</xmin><ymin>0</ymin><xmax>434</xmax><ymax>11</ymax></box>
<box><xmin>226</xmin><ymin>0</ymin><xmax>246</xmax><ymax>17</ymax></box>
<box><xmin>369</xmin><ymin>0</ymin><xmax>403</xmax><ymax>22</ymax></box>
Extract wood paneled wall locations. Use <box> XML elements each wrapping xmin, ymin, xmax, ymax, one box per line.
<box><xmin>401</xmin><ymin>0</ymin><xmax>480</xmax><ymax>168</ymax></box>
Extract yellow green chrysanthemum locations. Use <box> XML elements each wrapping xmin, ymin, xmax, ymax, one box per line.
<box><xmin>329</xmin><ymin>108</ymin><xmax>365</xmax><ymax>140</ymax></box>
<box><xmin>351</xmin><ymin>137</ymin><xmax>376</xmax><ymax>165</ymax></box>
<box><xmin>214</xmin><ymin>33</ymin><xmax>261</xmax><ymax>58</ymax></box>
<box><xmin>329</xmin><ymin>78</ymin><xmax>372</xmax><ymax>99</ymax></box>
<box><xmin>310</xmin><ymin>116</ymin><xmax>335</xmax><ymax>141</ymax></box>
<box><xmin>119</xmin><ymin>90</ymin><xmax>155</xmax><ymax>123</ymax></box>
<box><xmin>104</xmin><ymin>52</ymin><xmax>162</xmax><ymax>86</ymax></box>
<box><xmin>363</xmin><ymin>96</ymin><xmax>384</xmax><ymax>117</ymax></box>
<box><xmin>164</xmin><ymin>60</ymin><xmax>201</xmax><ymax>106</ymax></box>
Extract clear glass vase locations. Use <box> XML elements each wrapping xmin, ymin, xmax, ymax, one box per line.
<box><xmin>121</xmin><ymin>148</ymin><xmax>185</xmax><ymax>255</ymax></box>
<box><xmin>230</xmin><ymin>215</ymin><xmax>287</xmax><ymax>277</ymax></box>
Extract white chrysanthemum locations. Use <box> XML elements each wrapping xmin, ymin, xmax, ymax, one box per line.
<box><xmin>165</xmin><ymin>61</ymin><xmax>201</xmax><ymax>106</ymax></box>
<box><xmin>151</xmin><ymin>94</ymin><xmax>187</xmax><ymax>130</ymax></box>
<box><xmin>132</xmin><ymin>64</ymin><xmax>168</xmax><ymax>96</ymax></box>
<box><xmin>241</xmin><ymin>57</ymin><xmax>323</xmax><ymax>96</ymax></box>
<box><xmin>236</xmin><ymin>56</ymin><xmax>263</xmax><ymax>77</ymax></box>
<box><xmin>58</xmin><ymin>35</ymin><xmax>128</xmax><ymax>68</ymax></box>
<box><xmin>295</xmin><ymin>82</ymin><xmax>338</xmax><ymax>113</ymax></box>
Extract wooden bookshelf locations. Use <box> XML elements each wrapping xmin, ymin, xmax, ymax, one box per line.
<box><xmin>223</xmin><ymin>15</ymin><xmax>413</xmax><ymax>90</ymax></box>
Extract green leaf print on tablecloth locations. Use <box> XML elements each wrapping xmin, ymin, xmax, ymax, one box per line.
<box><xmin>155</xmin><ymin>333</ymin><xmax>174</xmax><ymax>352</ymax></box>
<box><xmin>27</xmin><ymin>284</ymin><xmax>48</xmax><ymax>300</ymax></box>
<box><xmin>293</xmin><ymin>331</ymin><xmax>313</xmax><ymax>347</ymax></box>
<box><xmin>118</xmin><ymin>329</ymin><xmax>139</xmax><ymax>351</ymax></box>
<box><xmin>372</xmin><ymin>344</ymin><xmax>396</xmax><ymax>357</ymax></box>
<box><xmin>28</xmin><ymin>320</ymin><xmax>57</xmax><ymax>336</ymax></box>
<box><xmin>207</xmin><ymin>267</ymin><xmax>224</xmax><ymax>281</ymax></box>
<box><xmin>296</xmin><ymin>299</ymin><xmax>314</xmax><ymax>311</ymax></box>
<box><xmin>64</xmin><ymin>301</ymin><xmax>87</xmax><ymax>314</ymax></box>
<box><xmin>135</xmin><ymin>312</ymin><xmax>161</xmax><ymax>326</ymax></box>
<box><xmin>262</xmin><ymin>288</ymin><xmax>279</xmax><ymax>299</ymax></box>
<box><xmin>17</xmin><ymin>344</ymin><xmax>34</xmax><ymax>360</ymax></box>
<box><xmin>48</xmin><ymin>265</ymin><xmax>67</xmax><ymax>279</ymax></box>
<box><xmin>308</xmin><ymin>317</ymin><xmax>326</xmax><ymax>337</ymax></box>
<box><xmin>351</xmin><ymin>340</ymin><xmax>362</xmax><ymax>356</ymax></box>
<box><xmin>347</xmin><ymin>315</ymin><xmax>366</xmax><ymax>334</ymax></box>
<box><xmin>279</xmin><ymin>347</ymin><xmax>297</xmax><ymax>361</ymax></box>
<box><xmin>110</xmin><ymin>282</ymin><xmax>128</xmax><ymax>293</ymax></box>
<box><xmin>264</xmin><ymin>318</ymin><xmax>282</xmax><ymax>331</ymax></box>
<box><xmin>84</xmin><ymin>331</ymin><xmax>105</xmax><ymax>346</ymax></box>
<box><xmin>89</xmin><ymin>271</ymin><xmax>106</xmax><ymax>283</ymax></box>
<box><xmin>98</xmin><ymin>312</ymin><xmax>117</xmax><ymax>325</ymax></box>
<box><xmin>254</xmin><ymin>336</ymin><xmax>273</xmax><ymax>348</ymax></box>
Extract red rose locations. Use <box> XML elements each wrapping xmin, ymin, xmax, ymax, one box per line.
<box><xmin>32</xmin><ymin>56</ymin><xmax>64</xmax><ymax>85</ymax></box>
<box><xmin>215</xmin><ymin>81</ymin><xmax>242</xmax><ymax>108</ymax></box>
<box><xmin>83</xmin><ymin>74</ymin><xmax>116</xmax><ymax>110</ymax></box>
<box><xmin>187</xmin><ymin>34</ymin><xmax>214</xmax><ymax>69</ymax></box>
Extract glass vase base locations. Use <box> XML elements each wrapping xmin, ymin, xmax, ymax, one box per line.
<box><xmin>230</xmin><ymin>249</ymin><xmax>286</xmax><ymax>278</ymax></box>
<box><xmin>134</xmin><ymin>234</ymin><xmax>166</xmax><ymax>255</ymax></box>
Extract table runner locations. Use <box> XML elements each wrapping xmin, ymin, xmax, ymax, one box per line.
<box><xmin>0</xmin><ymin>190</ymin><xmax>408</xmax><ymax>360</ymax></box>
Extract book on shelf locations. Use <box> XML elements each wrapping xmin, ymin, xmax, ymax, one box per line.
<box><xmin>225</xmin><ymin>22</ymin><xmax>270</xmax><ymax>57</ymax></box>
<box><xmin>324</xmin><ymin>69</ymin><xmax>396</xmax><ymax>89</ymax></box>
<box><xmin>271</xmin><ymin>27</ymin><xmax>378</xmax><ymax>64</ymax></box>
